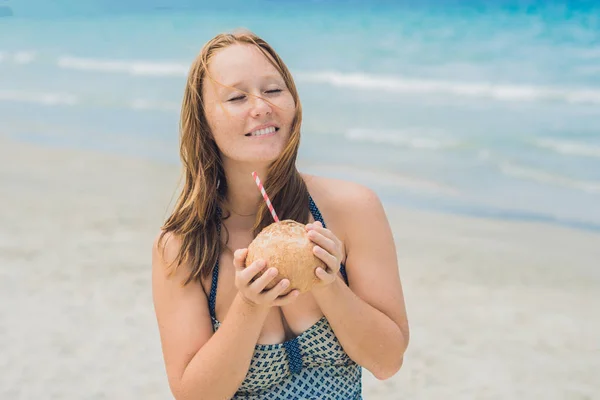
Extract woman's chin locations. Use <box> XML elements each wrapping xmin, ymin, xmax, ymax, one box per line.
<box><xmin>250</xmin><ymin>153</ymin><xmax>284</xmax><ymax>165</ymax></box>
<box><xmin>247</xmin><ymin>146</ymin><xmax>287</xmax><ymax>164</ymax></box>
<box><xmin>223</xmin><ymin>142</ymin><xmax>288</xmax><ymax>167</ymax></box>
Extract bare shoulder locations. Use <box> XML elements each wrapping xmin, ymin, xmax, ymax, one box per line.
<box><xmin>152</xmin><ymin>230</ymin><xmax>183</xmax><ymax>277</ymax></box>
<box><xmin>151</xmin><ymin>228</ymin><xmax>209</xmax><ymax>295</ymax></box>
<box><xmin>302</xmin><ymin>174</ymin><xmax>384</xmax><ymax>222</ymax></box>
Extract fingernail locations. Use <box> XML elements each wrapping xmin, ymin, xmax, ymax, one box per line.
<box><xmin>269</xmin><ymin>268</ymin><xmax>277</xmax><ymax>276</ymax></box>
<box><xmin>281</xmin><ymin>280</ymin><xmax>289</xmax><ymax>287</ymax></box>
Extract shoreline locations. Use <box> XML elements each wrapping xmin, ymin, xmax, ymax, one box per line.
<box><xmin>5</xmin><ymin>133</ymin><xmax>600</xmax><ymax>235</ymax></box>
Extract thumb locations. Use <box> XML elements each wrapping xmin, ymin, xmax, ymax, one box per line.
<box><xmin>233</xmin><ymin>248</ymin><xmax>248</xmax><ymax>271</ymax></box>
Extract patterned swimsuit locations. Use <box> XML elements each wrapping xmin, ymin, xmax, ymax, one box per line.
<box><xmin>208</xmin><ymin>196</ymin><xmax>363</xmax><ymax>399</ymax></box>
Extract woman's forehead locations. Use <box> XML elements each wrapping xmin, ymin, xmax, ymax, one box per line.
<box><xmin>208</xmin><ymin>44</ymin><xmax>281</xmax><ymax>86</ymax></box>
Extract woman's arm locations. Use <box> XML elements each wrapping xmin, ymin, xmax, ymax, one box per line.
<box><xmin>152</xmin><ymin>234</ymin><xmax>294</xmax><ymax>400</ymax></box>
<box><xmin>308</xmin><ymin>183</ymin><xmax>409</xmax><ymax>380</ymax></box>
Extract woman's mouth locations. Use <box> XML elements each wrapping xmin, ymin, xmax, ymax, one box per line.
<box><xmin>245</xmin><ymin>126</ymin><xmax>279</xmax><ymax>137</ymax></box>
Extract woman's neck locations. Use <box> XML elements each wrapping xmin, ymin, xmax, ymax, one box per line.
<box><xmin>222</xmin><ymin>164</ymin><xmax>268</xmax><ymax>216</ymax></box>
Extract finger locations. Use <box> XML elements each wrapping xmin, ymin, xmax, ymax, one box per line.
<box><xmin>307</xmin><ymin>224</ymin><xmax>342</xmax><ymax>249</ymax></box>
<box><xmin>248</xmin><ymin>267</ymin><xmax>279</xmax><ymax>293</ymax></box>
<box><xmin>313</xmin><ymin>245</ymin><xmax>339</xmax><ymax>270</ymax></box>
<box><xmin>315</xmin><ymin>266</ymin><xmax>331</xmax><ymax>281</ymax></box>
<box><xmin>262</xmin><ymin>278</ymin><xmax>291</xmax><ymax>302</ymax></box>
<box><xmin>272</xmin><ymin>289</ymin><xmax>300</xmax><ymax>306</ymax></box>
<box><xmin>307</xmin><ymin>230</ymin><xmax>337</xmax><ymax>255</ymax></box>
<box><xmin>233</xmin><ymin>248</ymin><xmax>248</xmax><ymax>271</ymax></box>
<box><xmin>305</xmin><ymin>221</ymin><xmax>323</xmax><ymax>231</ymax></box>
<box><xmin>237</xmin><ymin>259</ymin><xmax>267</xmax><ymax>286</ymax></box>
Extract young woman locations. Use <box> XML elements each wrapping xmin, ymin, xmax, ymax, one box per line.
<box><xmin>152</xmin><ymin>30</ymin><xmax>409</xmax><ymax>400</ymax></box>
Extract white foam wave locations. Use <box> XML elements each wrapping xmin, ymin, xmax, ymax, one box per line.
<box><xmin>42</xmin><ymin>55</ymin><xmax>600</xmax><ymax>105</ymax></box>
<box><xmin>345</xmin><ymin>128</ymin><xmax>459</xmax><ymax>150</ymax></box>
<box><xmin>296</xmin><ymin>71</ymin><xmax>600</xmax><ymax>105</ymax></box>
<box><xmin>13</xmin><ymin>51</ymin><xmax>36</xmax><ymax>64</ymax></box>
<box><xmin>57</xmin><ymin>56</ymin><xmax>188</xmax><ymax>77</ymax></box>
<box><xmin>534</xmin><ymin>139</ymin><xmax>600</xmax><ymax>158</ymax></box>
<box><xmin>0</xmin><ymin>90</ymin><xmax>78</xmax><ymax>106</ymax></box>
<box><xmin>0</xmin><ymin>50</ymin><xmax>37</xmax><ymax>64</ymax></box>
<box><xmin>499</xmin><ymin>162</ymin><xmax>600</xmax><ymax>194</ymax></box>
<box><xmin>130</xmin><ymin>99</ymin><xmax>180</xmax><ymax>112</ymax></box>
<box><xmin>15</xmin><ymin>53</ymin><xmax>600</xmax><ymax>105</ymax></box>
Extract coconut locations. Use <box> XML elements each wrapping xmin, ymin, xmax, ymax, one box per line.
<box><xmin>245</xmin><ymin>219</ymin><xmax>325</xmax><ymax>294</ymax></box>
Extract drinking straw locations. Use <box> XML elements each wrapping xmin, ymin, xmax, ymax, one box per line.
<box><xmin>251</xmin><ymin>171</ymin><xmax>279</xmax><ymax>222</ymax></box>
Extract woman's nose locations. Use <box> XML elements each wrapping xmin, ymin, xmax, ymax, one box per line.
<box><xmin>250</xmin><ymin>95</ymin><xmax>272</xmax><ymax>117</ymax></box>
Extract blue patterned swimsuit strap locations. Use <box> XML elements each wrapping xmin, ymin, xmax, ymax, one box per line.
<box><xmin>308</xmin><ymin>194</ymin><xmax>349</xmax><ymax>285</ymax></box>
<box><xmin>208</xmin><ymin>207</ymin><xmax>222</xmax><ymax>321</ymax></box>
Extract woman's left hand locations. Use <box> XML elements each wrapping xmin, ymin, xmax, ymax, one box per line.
<box><xmin>306</xmin><ymin>221</ymin><xmax>345</xmax><ymax>288</ymax></box>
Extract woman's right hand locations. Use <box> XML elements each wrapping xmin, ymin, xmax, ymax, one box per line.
<box><xmin>233</xmin><ymin>248</ymin><xmax>299</xmax><ymax>307</ymax></box>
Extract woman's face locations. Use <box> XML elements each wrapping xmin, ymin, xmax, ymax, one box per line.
<box><xmin>202</xmin><ymin>44</ymin><xmax>296</xmax><ymax>167</ymax></box>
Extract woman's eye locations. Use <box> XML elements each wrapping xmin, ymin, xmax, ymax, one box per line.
<box><xmin>265</xmin><ymin>89</ymin><xmax>282</xmax><ymax>94</ymax></box>
<box><xmin>228</xmin><ymin>95</ymin><xmax>245</xmax><ymax>102</ymax></box>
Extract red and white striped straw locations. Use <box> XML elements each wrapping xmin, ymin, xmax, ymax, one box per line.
<box><xmin>251</xmin><ymin>171</ymin><xmax>279</xmax><ymax>222</ymax></box>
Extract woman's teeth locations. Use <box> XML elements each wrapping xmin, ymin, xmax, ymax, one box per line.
<box><xmin>250</xmin><ymin>126</ymin><xmax>276</xmax><ymax>136</ymax></box>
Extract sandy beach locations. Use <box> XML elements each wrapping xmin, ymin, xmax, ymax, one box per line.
<box><xmin>1</xmin><ymin>136</ymin><xmax>599</xmax><ymax>399</ymax></box>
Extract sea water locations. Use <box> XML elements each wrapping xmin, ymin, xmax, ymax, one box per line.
<box><xmin>1</xmin><ymin>0</ymin><xmax>599</xmax><ymax>231</ymax></box>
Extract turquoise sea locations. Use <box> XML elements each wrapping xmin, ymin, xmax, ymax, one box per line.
<box><xmin>1</xmin><ymin>1</ymin><xmax>600</xmax><ymax>231</ymax></box>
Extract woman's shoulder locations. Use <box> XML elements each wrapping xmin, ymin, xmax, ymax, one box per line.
<box><xmin>302</xmin><ymin>173</ymin><xmax>381</xmax><ymax>209</ymax></box>
<box><xmin>151</xmin><ymin>229</ymin><xmax>191</xmax><ymax>282</ymax></box>
<box><xmin>153</xmin><ymin>229</ymin><xmax>182</xmax><ymax>263</ymax></box>
<box><xmin>301</xmin><ymin>173</ymin><xmax>384</xmax><ymax>224</ymax></box>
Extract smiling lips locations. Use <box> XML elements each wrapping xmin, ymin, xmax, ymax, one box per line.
<box><xmin>246</xmin><ymin>125</ymin><xmax>279</xmax><ymax>137</ymax></box>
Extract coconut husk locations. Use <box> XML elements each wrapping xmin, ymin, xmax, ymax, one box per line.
<box><xmin>245</xmin><ymin>220</ymin><xmax>325</xmax><ymax>294</ymax></box>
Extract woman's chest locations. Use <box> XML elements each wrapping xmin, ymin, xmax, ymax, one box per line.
<box><xmin>209</xmin><ymin>259</ymin><xmax>326</xmax><ymax>344</ymax></box>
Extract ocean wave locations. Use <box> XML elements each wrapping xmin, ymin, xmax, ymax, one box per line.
<box><xmin>16</xmin><ymin>53</ymin><xmax>600</xmax><ymax>105</ymax></box>
<box><xmin>499</xmin><ymin>162</ymin><xmax>600</xmax><ymax>194</ymax></box>
<box><xmin>534</xmin><ymin>138</ymin><xmax>600</xmax><ymax>158</ymax></box>
<box><xmin>13</xmin><ymin>51</ymin><xmax>37</xmax><ymax>64</ymax></box>
<box><xmin>129</xmin><ymin>99</ymin><xmax>180</xmax><ymax>111</ymax></box>
<box><xmin>57</xmin><ymin>56</ymin><xmax>188</xmax><ymax>77</ymax></box>
<box><xmin>0</xmin><ymin>89</ymin><xmax>181</xmax><ymax>111</ymax></box>
<box><xmin>0</xmin><ymin>90</ymin><xmax>78</xmax><ymax>106</ymax></box>
<box><xmin>0</xmin><ymin>50</ymin><xmax>37</xmax><ymax>64</ymax></box>
<box><xmin>295</xmin><ymin>71</ymin><xmax>600</xmax><ymax>105</ymax></box>
<box><xmin>345</xmin><ymin>128</ymin><xmax>460</xmax><ymax>150</ymax></box>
